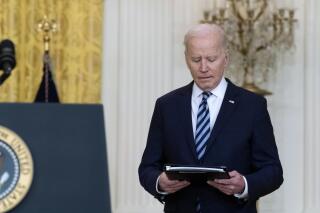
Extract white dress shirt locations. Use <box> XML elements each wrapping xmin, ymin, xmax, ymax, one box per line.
<box><xmin>191</xmin><ymin>78</ymin><xmax>227</xmax><ymax>135</ymax></box>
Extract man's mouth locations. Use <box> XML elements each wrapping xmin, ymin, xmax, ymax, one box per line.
<box><xmin>199</xmin><ymin>76</ymin><xmax>212</xmax><ymax>80</ymax></box>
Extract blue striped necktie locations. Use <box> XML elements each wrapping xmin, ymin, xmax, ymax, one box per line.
<box><xmin>195</xmin><ymin>92</ymin><xmax>212</xmax><ymax>160</ymax></box>
<box><xmin>195</xmin><ymin>92</ymin><xmax>211</xmax><ymax>213</ymax></box>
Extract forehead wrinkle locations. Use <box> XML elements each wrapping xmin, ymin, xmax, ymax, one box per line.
<box><xmin>188</xmin><ymin>41</ymin><xmax>224</xmax><ymax>57</ymax></box>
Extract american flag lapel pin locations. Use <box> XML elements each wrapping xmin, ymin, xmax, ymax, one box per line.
<box><xmin>228</xmin><ymin>100</ymin><xmax>235</xmax><ymax>104</ymax></box>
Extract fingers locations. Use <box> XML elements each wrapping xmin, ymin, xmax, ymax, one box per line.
<box><xmin>207</xmin><ymin>170</ymin><xmax>245</xmax><ymax>195</ymax></box>
<box><xmin>207</xmin><ymin>180</ymin><xmax>235</xmax><ymax>195</ymax></box>
<box><xmin>165</xmin><ymin>181</ymin><xmax>190</xmax><ymax>193</ymax></box>
<box><xmin>229</xmin><ymin>170</ymin><xmax>239</xmax><ymax>177</ymax></box>
<box><xmin>159</xmin><ymin>172</ymin><xmax>190</xmax><ymax>194</ymax></box>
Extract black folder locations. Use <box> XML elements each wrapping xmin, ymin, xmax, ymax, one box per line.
<box><xmin>165</xmin><ymin>165</ymin><xmax>230</xmax><ymax>183</ymax></box>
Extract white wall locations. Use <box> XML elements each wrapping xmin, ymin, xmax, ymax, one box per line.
<box><xmin>102</xmin><ymin>0</ymin><xmax>320</xmax><ymax>212</ymax></box>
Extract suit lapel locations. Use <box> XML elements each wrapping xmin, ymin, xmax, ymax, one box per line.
<box><xmin>179</xmin><ymin>82</ymin><xmax>198</xmax><ymax>161</ymax></box>
<box><xmin>203</xmin><ymin>80</ymin><xmax>240</xmax><ymax>159</ymax></box>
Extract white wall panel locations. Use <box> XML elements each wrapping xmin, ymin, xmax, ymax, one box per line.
<box><xmin>302</xmin><ymin>0</ymin><xmax>320</xmax><ymax>212</ymax></box>
<box><xmin>103</xmin><ymin>0</ymin><xmax>174</xmax><ymax>212</ymax></box>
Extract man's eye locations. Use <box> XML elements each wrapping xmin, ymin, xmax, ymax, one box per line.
<box><xmin>192</xmin><ymin>58</ymin><xmax>201</xmax><ymax>63</ymax></box>
<box><xmin>208</xmin><ymin>58</ymin><xmax>216</xmax><ymax>62</ymax></box>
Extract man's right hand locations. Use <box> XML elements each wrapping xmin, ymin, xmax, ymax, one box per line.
<box><xmin>158</xmin><ymin>172</ymin><xmax>190</xmax><ymax>194</ymax></box>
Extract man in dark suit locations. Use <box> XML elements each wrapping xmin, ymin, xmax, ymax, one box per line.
<box><xmin>138</xmin><ymin>24</ymin><xmax>283</xmax><ymax>213</ymax></box>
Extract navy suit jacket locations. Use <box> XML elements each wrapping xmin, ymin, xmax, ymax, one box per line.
<box><xmin>139</xmin><ymin>79</ymin><xmax>283</xmax><ymax>213</ymax></box>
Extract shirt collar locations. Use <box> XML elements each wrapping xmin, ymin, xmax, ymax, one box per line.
<box><xmin>192</xmin><ymin>78</ymin><xmax>228</xmax><ymax>99</ymax></box>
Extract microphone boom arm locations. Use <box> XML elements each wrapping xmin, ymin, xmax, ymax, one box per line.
<box><xmin>0</xmin><ymin>73</ymin><xmax>11</xmax><ymax>86</ymax></box>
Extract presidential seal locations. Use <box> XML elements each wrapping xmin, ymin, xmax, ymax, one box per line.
<box><xmin>0</xmin><ymin>126</ymin><xmax>33</xmax><ymax>213</ymax></box>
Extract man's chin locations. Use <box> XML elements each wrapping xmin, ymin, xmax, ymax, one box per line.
<box><xmin>196</xmin><ymin>82</ymin><xmax>217</xmax><ymax>91</ymax></box>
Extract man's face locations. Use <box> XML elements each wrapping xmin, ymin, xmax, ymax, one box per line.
<box><xmin>185</xmin><ymin>34</ymin><xmax>228</xmax><ymax>91</ymax></box>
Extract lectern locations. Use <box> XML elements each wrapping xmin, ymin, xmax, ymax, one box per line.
<box><xmin>0</xmin><ymin>103</ymin><xmax>111</xmax><ymax>213</ymax></box>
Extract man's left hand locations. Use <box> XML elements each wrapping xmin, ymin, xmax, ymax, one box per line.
<box><xmin>207</xmin><ymin>170</ymin><xmax>245</xmax><ymax>195</ymax></box>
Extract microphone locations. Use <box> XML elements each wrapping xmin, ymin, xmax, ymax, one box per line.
<box><xmin>0</xmin><ymin>39</ymin><xmax>16</xmax><ymax>75</ymax></box>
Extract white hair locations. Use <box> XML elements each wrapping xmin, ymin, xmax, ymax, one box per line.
<box><xmin>184</xmin><ymin>24</ymin><xmax>227</xmax><ymax>51</ymax></box>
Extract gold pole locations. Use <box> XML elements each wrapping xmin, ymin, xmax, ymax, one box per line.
<box><xmin>37</xmin><ymin>16</ymin><xmax>57</xmax><ymax>52</ymax></box>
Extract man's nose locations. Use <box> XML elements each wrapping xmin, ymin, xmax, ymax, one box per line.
<box><xmin>200</xmin><ymin>59</ymin><xmax>208</xmax><ymax>72</ymax></box>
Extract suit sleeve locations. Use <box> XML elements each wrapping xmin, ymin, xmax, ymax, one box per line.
<box><xmin>245</xmin><ymin>97</ymin><xmax>283</xmax><ymax>201</ymax></box>
<box><xmin>138</xmin><ymin>99</ymin><xmax>165</xmax><ymax>199</ymax></box>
